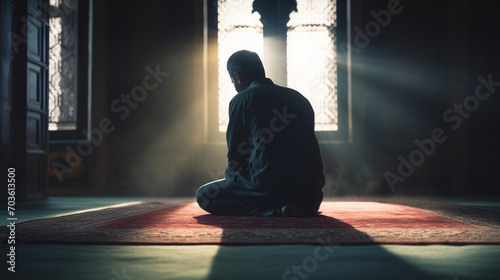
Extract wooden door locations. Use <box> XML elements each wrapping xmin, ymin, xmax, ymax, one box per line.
<box><xmin>24</xmin><ymin>0</ymin><xmax>49</xmax><ymax>200</ymax></box>
<box><xmin>1</xmin><ymin>0</ymin><xmax>50</xmax><ymax>202</ymax></box>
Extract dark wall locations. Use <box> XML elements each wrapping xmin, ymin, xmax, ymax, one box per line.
<box><xmin>46</xmin><ymin>0</ymin><xmax>500</xmax><ymax>196</ymax></box>
<box><xmin>323</xmin><ymin>0</ymin><xmax>451</xmax><ymax>196</ymax></box>
<box><xmin>93</xmin><ymin>0</ymin><xmax>214</xmax><ymax>196</ymax></box>
<box><xmin>327</xmin><ymin>0</ymin><xmax>500</xmax><ymax>196</ymax></box>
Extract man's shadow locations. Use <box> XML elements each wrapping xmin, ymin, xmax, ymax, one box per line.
<box><xmin>194</xmin><ymin>211</ymin><xmax>436</xmax><ymax>280</ymax></box>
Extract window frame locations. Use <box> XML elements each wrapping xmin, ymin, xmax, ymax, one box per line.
<box><xmin>204</xmin><ymin>0</ymin><xmax>351</xmax><ymax>144</ymax></box>
<box><xmin>48</xmin><ymin>0</ymin><xmax>92</xmax><ymax>143</ymax></box>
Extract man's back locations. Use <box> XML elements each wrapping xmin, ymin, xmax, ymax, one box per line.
<box><xmin>197</xmin><ymin>50</ymin><xmax>323</xmax><ymax>216</ymax></box>
<box><xmin>226</xmin><ymin>78</ymin><xmax>325</xmax><ymax>204</ymax></box>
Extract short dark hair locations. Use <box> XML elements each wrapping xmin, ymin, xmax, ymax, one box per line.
<box><xmin>227</xmin><ymin>50</ymin><xmax>265</xmax><ymax>81</ymax></box>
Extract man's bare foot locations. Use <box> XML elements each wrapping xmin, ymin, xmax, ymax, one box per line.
<box><xmin>281</xmin><ymin>204</ymin><xmax>318</xmax><ymax>217</ymax></box>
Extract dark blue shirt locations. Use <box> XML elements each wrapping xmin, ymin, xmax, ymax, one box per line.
<box><xmin>224</xmin><ymin>78</ymin><xmax>325</xmax><ymax>204</ymax></box>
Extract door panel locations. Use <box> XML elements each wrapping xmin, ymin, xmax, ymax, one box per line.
<box><xmin>24</xmin><ymin>3</ymin><xmax>49</xmax><ymax>200</ymax></box>
<box><xmin>1</xmin><ymin>0</ymin><xmax>50</xmax><ymax>202</ymax></box>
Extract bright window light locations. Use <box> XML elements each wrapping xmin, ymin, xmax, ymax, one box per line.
<box><xmin>218</xmin><ymin>0</ymin><xmax>263</xmax><ymax>132</ymax></box>
<box><xmin>48</xmin><ymin>0</ymin><xmax>78</xmax><ymax>131</ymax></box>
<box><xmin>287</xmin><ymin>0</ymin><xmax>338</xmax><ymax>131</ymax></box>
<box><xmin>217</xmin><ymin>0</ymin><xmax>337</xmax><ymax>132</ymax></box>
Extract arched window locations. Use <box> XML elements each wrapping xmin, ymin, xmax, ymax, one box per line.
<box><xmin>205</xmin><ymin>0</ymin><xmax>349</xmax><ymax>141</ymax></box>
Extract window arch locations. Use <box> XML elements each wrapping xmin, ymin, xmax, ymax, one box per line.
<box><xmin>205</xmin><ymin>0</ymin><xmax>350</xmax><ymax>141</ymax></box>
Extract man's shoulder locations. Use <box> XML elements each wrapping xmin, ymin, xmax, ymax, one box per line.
<box><xmin>230</xmin><ymin>89</ymin><xmax>252</xmax><ymax>105</ymax></box>
<box><xmin>250</xmin><ymin>82</ymin><xmax>300</xmax><ymax>97</ymax></box>
<box><xmin>231</xmin><ymin>79</ymin><xmax>307</xmax><ymax>105</ymax></box>
<box><xmin>230</xmin><ymin>82</ymin><xmax>273</xmax><ymax>102</ymax></box>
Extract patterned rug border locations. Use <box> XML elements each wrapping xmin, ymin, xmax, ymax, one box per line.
<box><xmin>1</xmin><ymin>197</ymin><xmax>499</xmax><ymax>245</ymax></box>
<box><xmin>338</xmin><ymin>197</ymin><xmax>500</xmax><ymax>228</ymax></box>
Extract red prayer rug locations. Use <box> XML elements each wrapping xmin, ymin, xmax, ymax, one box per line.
<box><xmin>1</xmin><ymin>198</ymin><xmax>499</xmax><ymax>245</ymax></box>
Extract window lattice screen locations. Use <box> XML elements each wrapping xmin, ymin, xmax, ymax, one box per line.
<box><xmin>217</xmin><ymin>0</ymin><xmax>337</xmax><ymax>132</ymax></box>
<box><xmin>287</xmin><ymin>0</ymin><xmax>337</xmax><ymax>131</ymax></box>
<box><xmin>48</xmin><ymin>0</ymin><xmax>78</xmax><ymax>131</ymax></box>
<box><xmin>217</xmin><ymin>0</ymin><xmax>264</xmax><ymax>131</ymax></box>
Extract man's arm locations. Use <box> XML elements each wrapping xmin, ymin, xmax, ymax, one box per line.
<box><xmin>225</xmin><ymin>97</ymin><xmax>251</xmax><ymax>176</ymax></box>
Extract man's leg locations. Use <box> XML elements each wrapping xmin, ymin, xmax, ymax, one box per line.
<box><xmin>196</xmin><ymin>179</ymin><xmax>283</xmax><ymax>216</ymax></box>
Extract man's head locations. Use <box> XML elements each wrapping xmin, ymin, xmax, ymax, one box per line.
<box><xmin>227</xmin><ymin>50</ymin><xmax>265</xmax><ymax>92</ymax></box>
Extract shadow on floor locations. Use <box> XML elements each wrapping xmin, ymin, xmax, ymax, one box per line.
<box><xmin>194</xmin><ymin>213</ymin><xmax>436</xmax><ymax>280</ymax></box>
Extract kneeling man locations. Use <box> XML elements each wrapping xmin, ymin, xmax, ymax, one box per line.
<box><xmin>196</xmin><ymin>50</ymin><xmax>325</xmax><ymax>217</ymax></box>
